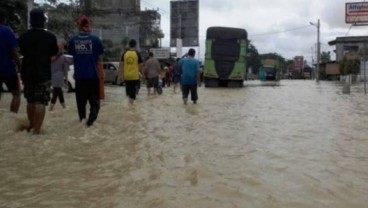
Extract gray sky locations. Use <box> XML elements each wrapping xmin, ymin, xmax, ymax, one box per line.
<box><xmin>142</xmin><ymin>0</ymin><xmax>368</xmax><ymax>63</ymax></box>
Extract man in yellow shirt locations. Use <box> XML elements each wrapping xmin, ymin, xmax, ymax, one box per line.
<box><xmin>120</xmin><ymin>39</ymin><xmax>143</xmax><ymax>104</ymax></box>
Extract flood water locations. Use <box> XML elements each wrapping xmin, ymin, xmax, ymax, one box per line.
<box><xmin>0</xmin><ymin>80</ymin><xmax>367</xmax><ymax>208</ymax></box>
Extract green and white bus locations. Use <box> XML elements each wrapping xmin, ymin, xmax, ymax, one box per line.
<box><xmin>203</xmin><ymin>26</ymin><xmax>247</xmax><ymax>87</ymax></box>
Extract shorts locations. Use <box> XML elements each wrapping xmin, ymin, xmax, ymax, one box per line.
<box><xmin>0</xmin><ymin>75</ymin><xmax>20</xmax><ymax>92</ymax></box>
<box><xmin>24</xmin><ymin>81</ymin><xmax>51</xmax><ymax>105</ymax></box>
<box><xmin>146</xmin><ymin>77</ymin><xmax>159</xmax><ymax>88</ymax></box>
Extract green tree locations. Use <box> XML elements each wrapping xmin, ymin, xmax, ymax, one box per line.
<box><xmin>246</xmin><ymin>41</ymin><xmax>262</xmax><ymax>74</ymax></box>
<box><xmin>102</xmin><ymin>39</ymin><xmax>121</xmax><ymax>61</ymax></box>
<box><xmin>45</xmin><ymin>3</ymin><xmax>78</xmax><ymax>41</ymax></box>
<box><xmin>339</xmin><ymin>58</ymin><xmax>360</xmax><ymax>75</ymax></box>
<box><xmin>321</xmin><ymin>51</ymin><xmax>331</xmax><ymax>63</ymax></box>
<box><xmin>43</xmin><ymin>0</ymin><xmax>103</xmax><ymax>43</ymax></box>
<box><xmin>0</xmin><ymin>0</ymin><xmax>27</xmax><ymax>32</ymax></box>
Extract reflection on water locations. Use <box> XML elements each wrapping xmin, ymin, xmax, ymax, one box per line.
<box><xmin>0</xmin><ymin>80</ymin><xmax>368</xmax><ymax>208</ymax></box>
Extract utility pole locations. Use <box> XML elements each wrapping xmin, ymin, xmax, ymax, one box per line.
<box><xmin>176</xmin><ymin>2</ymin><xmax>183</xmax><ymax>58</ymax></box>
<box><xmin>310</xmin><ymin>19</ymin><xmax>320</xmax><ymax>82</ymax></box>
<box><xmin>27</xmin><ymin>0</ymin><xmax>34</xmax><ymax>29</ymax></box>
<box><xmin>316</xmin><ymin>19</ymin><xmax>320</xmax><ymax>82</ymax></box>
<box><xmin>364</xmin><ymin>41</ymin><xmax>367</xmax><ymax>94</ymax></box>
<box><xmin>176</xmin><ymin>12</ymin><xmax>182</xmax><ymax>58</ymax></box>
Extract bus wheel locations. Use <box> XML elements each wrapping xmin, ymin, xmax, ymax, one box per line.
<box><xmin>204</xmin><ymin>78</ymin><xmax>219</xmax><ymax>87</ymax></box>
<box><xmin>228</xmin><ymin>81</ymin><xmax>243</xmax><ymax>88</ymax></box>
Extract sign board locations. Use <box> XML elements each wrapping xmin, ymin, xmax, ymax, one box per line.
<box><xmin>346</xmin><ymin>2</ymin><xmax>368</xmax><ymax>24</ymax></box>
<box><xmin>170</xmin><ymin>0</ymin><xmax>199</xmax><ymax>47</ymax></box>
<box><xmin>263</xmin><ymin>59</ymin><xmax>276</xmax><ymax>67</ymax></box>
<box><xmin>294</xmin><ymin>56</ymin><xmax>304</xmax><ymax>72</ymax></box>
<box><xmin>150</xmin><ymin>48</ymin><xmax>170</xmax><ymax>59</ymax></box>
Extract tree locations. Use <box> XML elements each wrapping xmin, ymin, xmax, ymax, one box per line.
<box><xmin>246</xmin><ymin>41</ymin><xmax>262</xmax><ymax>74</ymax></box>
<box><xmin>45</xmin><ymin>3</ymin><xmax>78</xmax><ymax>42</ymax></box>
<box><xmin>339</xmin><ymin>58</ymin><xmax>360</xmax><ymax>75</ymax></box>
<box><xmin>43</xmin><ymin>0</ymin><xmax>102</xmax><ymax>43</ymax></box>
<box><xmin>0</xmin><ymin>0</ymin><xmax>27</xmax><ymax>32</ymax></box>
<box><xmin>321</xmin><ymin>51</ymin><xmax>331</xmax><ymax>63</ymax></box>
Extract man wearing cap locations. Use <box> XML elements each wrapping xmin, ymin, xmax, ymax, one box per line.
<box><xmin>19</xmin><ymin>8</ymin><xmax>58</xmax><ymax>134</ymax></box>
<box><xmin>120</xmin><ymin>39</ymin><xmax>143</xmax><ymax>104</ymax></box>
<box><xmin>68</xmin><ymin>15</ymin><xmax>104</xmax><ymax>127</ymax></box>
<box><xmin>0</xmin><ymin>9</ymin><xmax>22</xmax><ymax>113</ymax></box>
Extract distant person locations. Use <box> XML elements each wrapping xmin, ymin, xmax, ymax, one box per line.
<box><xmin>179</xmin><ymin>48</ymin><xmax>201</xmax><ymax>105</ymax></box>
<box><xmin>120</xmin><ymin>39</ymin><xmax>143</xmax><ymax>104</ymax></box>
<box><xmin>68</xmin><ymin>15</ymin><xmax>104</xmax><ymax>127</ymax></box>
<box><xmin>165</xmin><ymin>63</ymin><xmax>172</xmax><ymax>87</ymax></box>
<box><xmin>172</xmin><ymin>58</ymin><xmax>181</xmax><ymax>93</ymax></box>
<box><xmin>0</xmin><ymin>9</ymin><xmax>22</xmax><ymax>113</ymax></box>
<box><xmin>49</xmin><ymin>43</ymin><xmax>69</xmax><ymax>111</ymax></box>
<box><xmin>144</xmin><ymin>52</ymin><xmax>161</xmax><ymax>95</ymax></box>
<box><xmin>160</xmin><ymin>64</ymin><xmax>168</xmax><ymax>87</ymax></box>
<box><xmin>19</xmin><ymin>8</ymin><xmax>58</xmax><ymax>134</ymax></box>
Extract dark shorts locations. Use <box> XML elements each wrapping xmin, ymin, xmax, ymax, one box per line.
<box><xmin>0</xmin><ymin>75</ymin><xmax>20</xmax><ymax>92</ymax></box>
<box><xmin>24</xmin><ymin>81</ymin><xmax>51</xmax><ymax>105</ymax></box>
<box><xmin>125</xmin><ymin>80</ymin><xmax>139</xmax><ymax>100</ymax></box>
<box><xmin>182</xmin><ymin>84</ymin><xmax>198</xmax><ymax>101</ymax></box>
<box><xmin>146</xmin><ymin>77</ymin><xmax>159</xmax><ymax>88</ymax></box>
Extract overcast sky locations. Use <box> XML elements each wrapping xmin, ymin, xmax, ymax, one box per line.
<box><xmin>141</xmin><ymin>0</ymin><xmax>368</xmax><ymax>63</ymax></box>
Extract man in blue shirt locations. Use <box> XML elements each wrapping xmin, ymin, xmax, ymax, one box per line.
<box><xmin>0</xmin><ymin>9</ymin><xmax>21</xmax><ymax>113</ymax></box>
<box><xmin>68</xmin><ymin>15</ymin><xmax>104</xmax><ymax>127</ymax></box>
<box><xmin>179</xmin><ymin>48</ymin><xmax>201</xmax><ymax>105</ymax></box>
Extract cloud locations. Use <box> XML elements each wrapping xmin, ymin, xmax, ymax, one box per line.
<box><xmin>143</xmin><ymin>0</ymin><xmax>368</xmax><ymax>61</ymax></box>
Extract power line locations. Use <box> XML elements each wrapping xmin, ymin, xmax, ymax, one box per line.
<box><xmin>141</xmin><ymin>0</ymin><xmax>169</xmax><ymax>16</ymax></box>
<box><xmin>249</xmin><ymin>25</ymin><xmax>312</xmax><ymax>37</ymax></box>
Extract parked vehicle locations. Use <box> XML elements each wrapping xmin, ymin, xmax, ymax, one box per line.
<box><xmin>203</xmin><ymin>26</ymin><xmax>248</xmax><ymax>88</ymax></box>
<box><xmin>103</xmin><ymin>61</ymin><xmax>124</xmax><ymax>85</ymax></box>
<box><xmin>259</xmin><ymin>56</ymin><xmax>281</xmax><ymax>81</ymax></box>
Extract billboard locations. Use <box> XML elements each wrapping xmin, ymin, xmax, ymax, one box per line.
<box><xmin>294</xmin><ymin>56</ymin><xmax>304</xmax><ymax>72</ymax></box>
<box><xmin>346</xmin><ymin>2</ymin><xmax>368</xmax><ymax>24</ymax></box>
<box><xmin>170</xmin><ymin>0</ymin><xmax>199</xmax><ymax>47</ymax></box>
<box><xmin>150</xmin><ymin>48</ymin><xmax>170</xmax><ymax>59</ymax></box>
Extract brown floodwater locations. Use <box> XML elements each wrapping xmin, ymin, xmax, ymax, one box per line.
<box><xmin>0</xmin><ymin>80</ymin><xmax>367</xmax><ymax>208</ymax></box>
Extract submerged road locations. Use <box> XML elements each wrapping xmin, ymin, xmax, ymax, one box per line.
<box><xmin>0</xmin><ymin>80</ymin><xmax>367</xmax><ymax>208</ymax></box>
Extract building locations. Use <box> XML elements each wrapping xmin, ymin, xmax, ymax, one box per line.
<box><xmin>329</xmin><ymin>36</ymin><xmax>368</xmax><ymax>81</ymax></box>
<box><xmin>80</xmin><ymin>0</ymin><xmax>162</xmax><ymax>56</ymax></box>
<box><xmin>328</xmin><ymin>36</ymin><xmax>368</xmax><ymax>61</ymax></box>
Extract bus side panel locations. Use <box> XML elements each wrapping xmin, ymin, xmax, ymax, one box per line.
<box><xmin>229</xmin><ymin>62</ymin><xmax>245</xmax><ymax>80</ymax></box>
<box><xmin>229</xmin><ymin>40</ymin><xmax>247</xmax><ymax>80</ymax></box>
<box><xmin>205</xmin><ymin>39</ymin><xmax>212</xmax><ymax>60</ymax></box>
<box><xmin>204</xmin><ymin>39</ymin><xmax>218</xmax><ymax>78</ymax></box>
<box><xmin>204</xmin><ymin>59</ymin><xmax>217</xmax><ymax>78</ymax></box>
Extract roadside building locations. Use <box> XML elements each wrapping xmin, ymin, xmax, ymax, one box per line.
<box><xmin>329</xmin><ymin>36</ymin><xmax>368</xmax><ymax>81</ymax></box>
<box><xmin>80</xmin><ymin>0</ymin><xmax>162</xmax><ymax>60</ymax></box>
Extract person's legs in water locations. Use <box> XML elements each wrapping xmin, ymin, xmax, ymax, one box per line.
<box><xmin>49</xmin><ymin>87</ymin><xmax>58</xmax><ymax>111</ymax></box>
<box><xmin>58</xmin><ymin>87</ymin><xmax>66</xmax><ymax>108</ymax></box>
<box><xmin>10</xmin><ymin>89</ymin><xmax>21</xmax><ymax>113</ymax></box>
<box><xmin>32</xmin><ymin>102</ymin><xmax>46</xmax><ymax>134</ymax></box>
<box><xmin>75</xmin><ymin>80</ymin><xmax>88</xmax><ymax>121</ymax></box>
<box><xmin>26</xmin><ymin>102</ymin><xmax>35</xmax><ymax>132</ymax></box>
<box><xmin>125</xmin><ymin>80</ymin><xmax>137</xmax><ymax>104</ymax></box>
<box><xmin>2</xmin><ymin>75</ymin><xmax>21</xmax><ymax>113</ymax></box>
<box><xmin>86</xmin><ymin>80</ymin><xmax>100</xmax><ymax>127</ymax></box>
<box><xmin>32</xmin><ymin>82</ymin><xmax>51</xmax><ymax>134</ymax></box>
<box><xmin>190</xmin><ymin>84</ymin><xmax>198</xmax><ymax>104</ymax></box>
<box><xmin>181</xmin><ymin>84</ymin><xmax>190</xmax><ymax>105</ymax></box>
